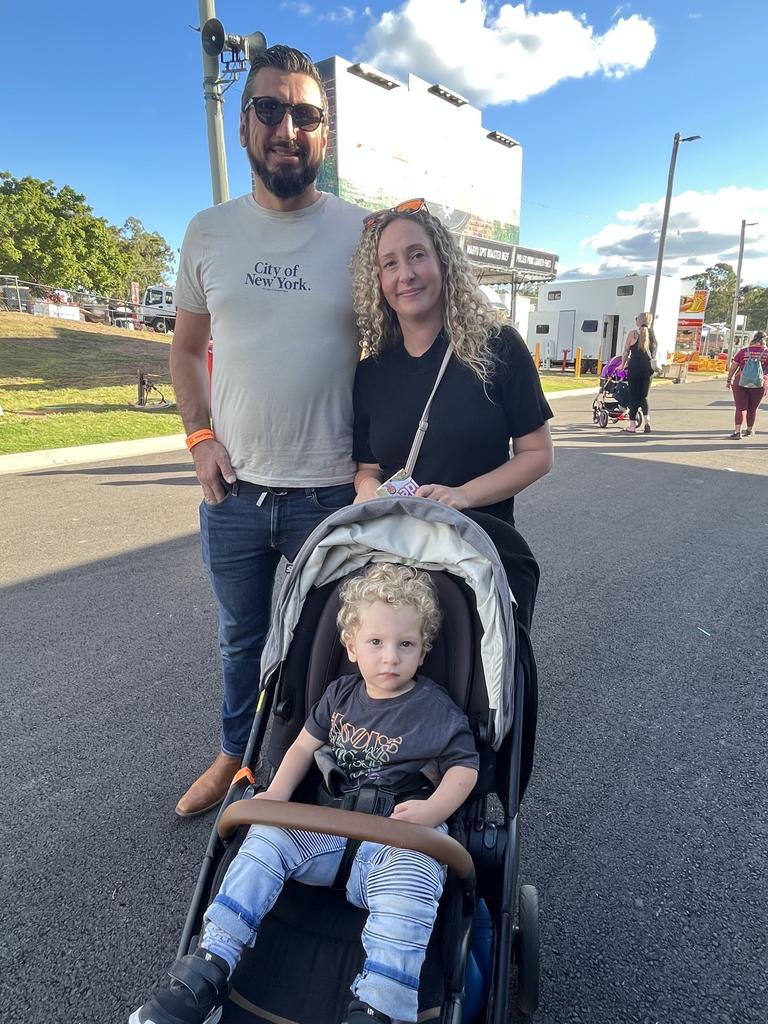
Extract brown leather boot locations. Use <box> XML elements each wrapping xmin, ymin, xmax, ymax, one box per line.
<box><xmin>175</xmin><ymin>752</ymin><xmax>242</xmax><ymax>817</ymax></box>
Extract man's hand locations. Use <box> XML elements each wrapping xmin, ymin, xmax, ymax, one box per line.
<box><xmin>390</xmin><ymin>800</ymin><xmax>443</xmax><ymax>828</ymax></box>
<box><xmin>415</xmin><ymin>483</ymin><xmax>470</xmax><ymax>509</ymax></box>
<box><xmin>193</xmin><ymin>439</ymin><xmax>236</xmax><ymax>504</ymax></box>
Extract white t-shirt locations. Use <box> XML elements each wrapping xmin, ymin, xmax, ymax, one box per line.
<box><xmin>176</xmin><ymin>191</ymin><xmax>364</xmax><ymax>486</ymax></box>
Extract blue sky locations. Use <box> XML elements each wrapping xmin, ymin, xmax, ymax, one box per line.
<box><xmin>6</xmin><ymin>1</ymin><xmax>768</xmax><ymax>284</ymax></box>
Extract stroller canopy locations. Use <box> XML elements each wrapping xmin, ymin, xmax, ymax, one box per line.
<box><xmin>260</xmin><ymin>497</ymin><xmax>517</xmax><ymax>749</ymax></box>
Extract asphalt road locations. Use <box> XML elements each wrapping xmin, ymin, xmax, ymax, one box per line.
<box><xmin>1</xmin><ymin>378</ymin><xmax>766</xmax><ymax>1024</ymax></box>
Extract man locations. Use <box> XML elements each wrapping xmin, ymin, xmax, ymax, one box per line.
<box><xmin>172</xmin><ymin>45</ymin><xmax>364</xmax><ymax>816</ymax></box>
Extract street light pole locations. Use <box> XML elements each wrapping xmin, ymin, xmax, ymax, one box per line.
<box><xmin>727</xmin><ymin>219</ymin><xmax>758</xmax><ymax>362</ymax></box>
<box><xmin>199</xmin><ymin>0</ymin><xmax>230</xmax><ymax>205</ymax></box>
<box><xmin>649</xmin><ymin>132</ymin><xmax>701</xmax><ymax>320</ymax></box>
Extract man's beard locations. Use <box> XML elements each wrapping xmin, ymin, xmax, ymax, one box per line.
<box><xmin>248</xmin><ymin>141</ymin><xmax>322</xmax><ymax>199</ymax></box>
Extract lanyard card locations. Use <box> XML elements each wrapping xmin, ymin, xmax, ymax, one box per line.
<box><xmin>375</xmin><ymin>469</ymin><xmax>419</xmax><ymax>498</ymax></box>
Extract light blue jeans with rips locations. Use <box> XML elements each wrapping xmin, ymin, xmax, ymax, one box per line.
<box><xmin>203</xmin><ymin>824</ymin><xmax>446</xmax><ymax>1022</ymax></box>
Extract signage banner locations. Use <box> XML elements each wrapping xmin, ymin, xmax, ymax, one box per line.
<box><xmin>460</xmin><ymin>237</ymin><xmax>559</xmax><ymax>276</ymax></box>
<box><xmin>461</xmin><ymin>234</ymin><xmax>514</xmax><ymax>269</ymax></box>
<box><xmin>513</xmin><ymin>246</ymin><xmax>558</xmax><ymax>274</ymax></box>
<box><xmin>678</xmin><ymin>284</ymin><xmax>709</xmax><ymax>323</ymax></box>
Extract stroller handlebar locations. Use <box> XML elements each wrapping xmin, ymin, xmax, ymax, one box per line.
<box><xmin>218</xmin><ymin>797</ymin><xmax>476</xmax><ymax>882</ymax></box>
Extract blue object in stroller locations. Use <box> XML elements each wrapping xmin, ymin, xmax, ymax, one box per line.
<box><xmin>592</xmin><ymin>356</ymin><xmax>633</xmax><ymax>428</ymax></box>
<box><xmin>174</xmin><ymin>499</ymin><xmax>541</xmax><ymax>1024</ymax></box>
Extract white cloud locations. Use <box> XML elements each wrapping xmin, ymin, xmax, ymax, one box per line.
<box><xmin>571</xmin><ymin>186</ymin><xmax>768</xmax><ymax>286</ymax></box>
<box><xmin>357</xmin><ymin>0</ymin><xmax>656</xmax><ymax>105</ymax></box>
<box><xmin>280</xmin><ymin>1</ymin><xmax>315</xmax><ymax>15</ymax></box>
<box><xmin>283</xmin><ymin>1</ymin><xmax>358</xmax><ymax>22</ymax></box>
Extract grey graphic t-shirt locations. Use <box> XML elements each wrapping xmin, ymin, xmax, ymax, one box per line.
<box><xmin>305</xmin><ymin>674</ymin><xmax>479</xmax><ymax>793</ymax></box>
<box><xmin>175</xmin><ymin>191</ymin><xmax>365</xmax><ymax>486</ymax></box>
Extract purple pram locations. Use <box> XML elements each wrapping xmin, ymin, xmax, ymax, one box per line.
<box><xmin>600</xmin><ymin>355</ymin><xmax>626</xmax><ymax>381</ymax></box>
<box><xmin>593</xmin><ymin>356</ymin><xmax>632</xmax><ymax>428</ymax></box>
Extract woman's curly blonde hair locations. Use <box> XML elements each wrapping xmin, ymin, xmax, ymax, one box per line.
<box><xmin>351</xmin><ymin>208</ymin><xmax>500</xmax><ymax>382</ymax></box>
<box><xmin>337</xmin><ymin>563</ymin><xmax>442</xmax><ymax>653</ymax></box>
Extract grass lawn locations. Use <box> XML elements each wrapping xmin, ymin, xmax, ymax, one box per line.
<box><xmin>0</xmin><ymin>312</ymin><xmax>182</xmax><ymax>454</ymax></box>
<box><xmin>539</xmin><ymin>372</ymin><xmax>599</xmax><ymax>392</ymax></box>
<box><xmin>1</xmin><ymin>309</ymin><xmax>599</xmax><ymax>455</ymax></box>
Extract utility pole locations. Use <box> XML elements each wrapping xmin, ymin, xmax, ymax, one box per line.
<box><xmin>727</xmin><ymin>220</ymin><xmax>757</xmax><ymax>362</ymax></box>
<box><xmin>199</xmin><ymin>0</ymin><xmax>229</xmax><ymax>204</ymax></box>
<box><xmin>649</xmin><ymin>133</ymin><xmax>701</xmax><ymax>321</ymax></box>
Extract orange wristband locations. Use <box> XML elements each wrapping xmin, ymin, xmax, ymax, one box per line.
<box><xmin>186</xmin><ymin>428</ymin><xmax>215</xmax><ymax>451</ymax></box>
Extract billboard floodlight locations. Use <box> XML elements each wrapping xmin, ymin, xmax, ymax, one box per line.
<box><xmin>348</xmin><ymin>63</ymin><xmax>401</xmax><ymax>90</ymax></box>
<box><xmin>487</xmin><ymin>130</ymin><xmax>519</xmax><ymax>148</ymax></box>
<box><xmin>427</xmin><ymin>84</ymin><xmax>469</xmax><ymax>107</ymax></box>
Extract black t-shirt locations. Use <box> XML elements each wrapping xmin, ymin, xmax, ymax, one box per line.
<box><xmin>305</xmin><ymin>673</ymin><xmax>479</xmax><ymax>793</ymax></box>
<box><xmin>353</xmin><ymin>325</ymin><xmax>553</xmax><ymax>522</ymax></box>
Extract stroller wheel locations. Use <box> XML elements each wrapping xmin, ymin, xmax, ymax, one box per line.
<box><xmin>513</xmin><ymin>884</ymin><xmax>540</xmax><ymax>1017</ymax></box>
<box><xmin>597</xmin><ymin>409</ymin><xmax>609</xmax><ymax>428</ymax></box>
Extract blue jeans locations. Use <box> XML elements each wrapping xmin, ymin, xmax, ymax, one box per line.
<box><xmin>200</xmin><ymin>482</ymin><xmax>354</xmax><ymax>756</ymax></box>
<box><xmin>204</xmin><ymin>825</ymin><xmax>446</xmax><ymax>1022</ymax></box>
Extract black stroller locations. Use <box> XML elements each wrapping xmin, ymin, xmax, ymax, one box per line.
<box><xmin>177</xmin><ymin>498</ymin><xmax>541</xmax><ymax>1023</ymax></box>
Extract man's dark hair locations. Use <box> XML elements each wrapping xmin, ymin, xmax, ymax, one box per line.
<box><xmin>240</xmin><ymin>44</ymin><xmax>327</xmax><ymax>113</ymax></box>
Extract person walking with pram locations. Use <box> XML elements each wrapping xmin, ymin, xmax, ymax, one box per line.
<box><xmin>619</xmin><ymin>311</ymin><xmax>658</xmax><ymax>433</ymax></box>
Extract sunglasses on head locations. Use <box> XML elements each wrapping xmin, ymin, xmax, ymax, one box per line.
<box><xmin>363</xmin><ymin>198</ymin><xmax>427</xmax><ymax>230</ymax></box>
<box><xmin>244</xmin><ymin>96</ymin><xmax>325</xmax><ymax>132</ymax></box>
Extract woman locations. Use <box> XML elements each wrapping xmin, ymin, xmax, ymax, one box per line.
<box><xmin>726</xmin><ymin>331</ymin><xmax>768</xmax><ymax>438</ymax></box>
<box><xmin>351</xmin><ymin>200</ymin><xmax>553</xmax><ymax>522</ymax></box>
<box><xmin>350</xmin><ymin>201</ymin><xmax>552</xmax><ymax>797</ymax></box>
<box><xmin>619</xmin><ymin>311</ymin><xmax>657</xmax><ymax>433</ymax></box>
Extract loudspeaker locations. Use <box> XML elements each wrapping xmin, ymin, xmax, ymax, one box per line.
<box><xmin>243</xmin><ymin>31</ymin><xmax>267</xmax><ymax>62</ymax></box>
<box><xmin>201</xmin><ymin>18</ymin><xmax>225</xmax><ymax>57</ymax></box>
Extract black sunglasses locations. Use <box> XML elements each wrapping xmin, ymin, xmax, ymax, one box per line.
<box><xmin>244</xmin><ymin>96</ymin><xmax>325</xmax><ymax>132</ymax></box>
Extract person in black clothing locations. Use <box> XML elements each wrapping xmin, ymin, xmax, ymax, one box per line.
<box><xmin>350</xmin><ymin>200</ymin><xmax>553</xmax><ymax>517</ymax></box>
<box><xmin>350</xmin><ymin>202</ymin><xmax>552</xmax><ymax>792</ymax></box>
<box><xmin>619</xmin><ymin>310</ymin><xmax>657</xmax><ymax>433</ymax></box>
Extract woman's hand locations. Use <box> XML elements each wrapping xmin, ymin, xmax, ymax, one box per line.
<box><xmin>353</xmin><ymin>464</ymin><xmax>383</xmax><ymax>504</ymax></box>
<box><xmin>353</xmin><ymin>476</ymin><xmax>382</xmax><ymax>504</ymax></box>
<box><xmin>415</xmin><ymin>483</ymin><xmax>470</xmax><ymax>509</ymax></box>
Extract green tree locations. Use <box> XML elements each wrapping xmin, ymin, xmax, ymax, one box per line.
<box><xmin>683</xmin><ymin>262</ymin><xmax>737</xmax><ymax>323</ymax></box>
<box><xmin>0</xmin><ymin>172</ymin><xmax>130</xmax><ymax>293</ymax></box>
<box><xmin>0</xmin><ymin>173</ymin><xmax>175</xmax><ymax>298</ymax></box>
<box><xmin>119</xmin><ymin>216</ymin><xmax>175</xmax><ymax>295</ymax></box>
<box><xmin>741</xmin><ymin>285</ymin><xmax>768</xmax><ymax>333</ymax></box>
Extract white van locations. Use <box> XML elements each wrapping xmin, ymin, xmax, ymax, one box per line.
<box><xmin>139</xmin><ymin>285</ymin><xmax>176</xmax><ymax>333</ymax></box>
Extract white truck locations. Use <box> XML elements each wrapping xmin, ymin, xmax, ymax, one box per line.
<box><xmin>139</xmin><ymin>285</ymin><xmax>176</xmax><ymax>333</ymax></box>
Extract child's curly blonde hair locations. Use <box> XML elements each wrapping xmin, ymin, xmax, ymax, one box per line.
<box><xmin>336</xmin><ymin>563</ymin><xmax>442</xmax><ymax>653</ymax></box>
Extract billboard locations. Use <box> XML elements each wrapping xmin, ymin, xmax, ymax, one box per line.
<box><xmin>317</xmin><ymin>57</ymin><xmax>521</xmax><ymax>247</ymax></box>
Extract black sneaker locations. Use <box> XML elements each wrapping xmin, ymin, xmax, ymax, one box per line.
<box><xmin>129</xmin><ymin>949</ymin><xmax>230</xmax><ymax>1024</ymax></box>
<box><xmin>342</xmin><ymin>999</ymin><xmax>393</xmax><ymax>1024</ymax></box>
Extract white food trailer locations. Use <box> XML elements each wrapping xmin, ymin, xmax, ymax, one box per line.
<box><xmin>527</xmin><ymin>274</ymin><xmax>681</xmax><ymax>371</ymax></box>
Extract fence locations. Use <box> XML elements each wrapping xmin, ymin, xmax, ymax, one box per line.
<box><xmin>0</xmin><ymin>274</ymin><xmax>174</xmax><ymax>333</ymax></box>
